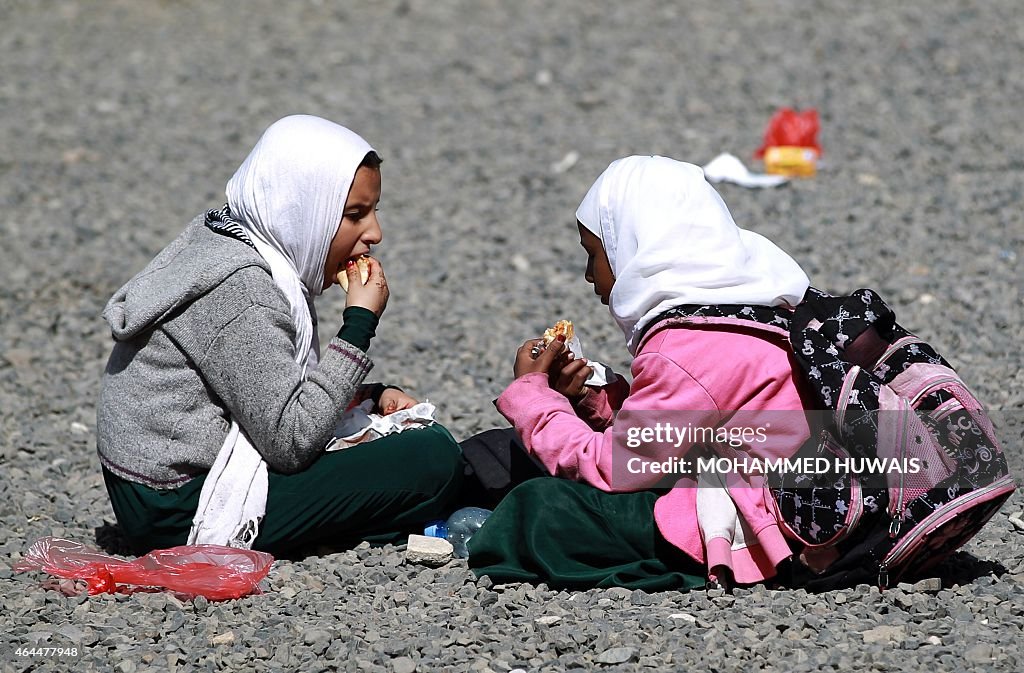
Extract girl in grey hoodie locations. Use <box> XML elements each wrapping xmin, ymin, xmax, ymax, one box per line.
<box><xmin>97</xmin><ymin>115</ymin><xmax>464</xmax><ymax>554</ymax></box>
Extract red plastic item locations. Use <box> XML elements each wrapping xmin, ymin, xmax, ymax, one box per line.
<box><xmin>754</xmin><ymin>107</ymin><xmax>822</xmax><ymax>158</ymax></box>
<box><xmin>14</xmin><ymin>537</ymin><xmax>274</xmax><ymax>600</ymax></box>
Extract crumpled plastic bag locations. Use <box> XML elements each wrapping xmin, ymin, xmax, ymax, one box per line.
<box><xmin>754</xmin><ymin>107</ymin><xmax>822</xmax><ymax>158</ymax></box>
<box><xmin>13</xmin><ymin>537</ymin><xmax>273</xmax><ymax>600</ymax></box>
<box><xmin>702</xmin><ymin>153</ymin><xmax>789</xmax><ymax>189</ymax></box>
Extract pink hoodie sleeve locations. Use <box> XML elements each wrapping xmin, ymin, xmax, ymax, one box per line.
<box><xmin>572</xmin><ymin>377</ymin><xmax>631</xmax><ymax>431</ymax></box>
<box><xmin>495</xmin><ymin>352</ymin><xmax>721</xmax><ymax>492</ymax></box>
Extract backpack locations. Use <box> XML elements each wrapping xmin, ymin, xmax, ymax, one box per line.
<box><xmin>644</xmin><ymin>288</ymin><xmax>1015</xmax><ymax>590</ymax></box>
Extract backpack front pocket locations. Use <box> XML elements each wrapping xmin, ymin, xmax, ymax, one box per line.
<box><xmin>877</xmin><ymin>474</ymin><xmax>1016</xmax><ymax>587</ymax></box>
<box><xmin>769</xmin><ymin>433</ymin><xmax>864</xmax><ymax>549</ymax></box>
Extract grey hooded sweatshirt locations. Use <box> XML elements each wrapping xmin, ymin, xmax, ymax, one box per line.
<box><xmin>97</xmin><ymin>215</ymin><xmax>373</xmax><ymax>489</ymax></box>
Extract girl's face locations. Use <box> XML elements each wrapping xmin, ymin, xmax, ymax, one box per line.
<box><xmin>323</xmin><ymin>165</ymin><xmax>383</xmax><ymax>290</ymax></box>
<box><xmin>577</xmin><ymin>221</ymin><xmax>614</xmax><ymax>305</ymax></box>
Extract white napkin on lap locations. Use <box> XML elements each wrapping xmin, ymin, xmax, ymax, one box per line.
<box><xmin>327</xmin><ymin>400</ymin><xmax>437</xmax><ymax>451</ymax></box>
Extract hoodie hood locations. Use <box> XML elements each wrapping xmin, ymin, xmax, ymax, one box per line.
<box><xmin>102</xmin><ymin>215</ymin><xmax>270</xmax><ymax>340</ymax></box>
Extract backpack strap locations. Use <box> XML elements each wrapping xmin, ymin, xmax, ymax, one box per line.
<box><xmin>636</xmin><ymin>301</ymin><xmax>793</xmax><ymax>353</ymax></box>
<box><xmin>792</xmin><ymin>288</ymin><xmax>895</xmax><ymax>370</ymax></box>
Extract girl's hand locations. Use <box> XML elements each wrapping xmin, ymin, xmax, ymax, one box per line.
<box><xmin>378</xmin><ymin>388</ymin><xmax>419</xmax><ymax>415</ymax></box>
<box><xmin>342</xmin><ymin>256</ymin><xmax>389</xmax><ymax>317</ymax></box>
<box><xmin>549</xmin><ymin>350</ymin><xmax>594</xmax><ymax>401</ymax></box>
<box><xmin>514</xmin><ymin>335</ymin><xmax>565</xmax><ymax>379</ymax></box>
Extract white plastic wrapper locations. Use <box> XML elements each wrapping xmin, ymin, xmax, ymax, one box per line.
<box><xmin>562</xmin><ymin>334</ymin><xmax>619</xmax><ymax>388</ymax></box>
<box><xmin>327</xmin><ymin>400</ymin><xmax>437</xmax><ymax>451</ymax></box>
<box><xmin>702</xmin><ymin>152</ymin><xmax>789</xmax><ymax>189</ymax></box>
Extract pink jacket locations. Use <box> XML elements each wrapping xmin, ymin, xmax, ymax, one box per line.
<box><xmin>496</xmin><ymin>319</ymin><xmax>816</xmax><ymax>584</ymax></box>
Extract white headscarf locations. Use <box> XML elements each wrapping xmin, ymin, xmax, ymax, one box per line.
<box><xmin>189</xmin><ymin>115</ymin><xmax>375</xmax><ymax>548</ymax></box>
<box><xmin>576</xmin><ymin>156</ymin><xmax>809</xmax><ymax>355</ymax></box>
<box><xmin>226</xmin><ymin>114</ymin><xmax>374</xmax><ymax>371</ymax></box>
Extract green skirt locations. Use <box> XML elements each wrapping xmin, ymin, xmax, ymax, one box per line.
<box><xmin>467</xmin><ymin>478</ymin><xmax>707</xmax><ymax>591</ymax></box>
<box><xmin>103</xmin><ymin>423</ymin><xmax>465</xmax><ymax>556</ymax></box>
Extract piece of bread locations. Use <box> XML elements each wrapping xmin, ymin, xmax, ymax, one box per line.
<box><xmin>338</xmin><ymin>256</ymin><xmax>371</xmax><ymax>292</ymax></box>
<box><xmin>542</xmin><ymin>319</ymin><xmax>574</xmax><ymax>345</ymax></box>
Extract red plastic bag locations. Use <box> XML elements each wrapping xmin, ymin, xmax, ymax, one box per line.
<box><xmin>14</xmin><ymin>537</ymin><xmax>274</xmax><ymax>600</ymax></box>
<box><xmin>753</xmin><ymin>107</ymin><xmax>822</xmax><ymax>158</ymax></box>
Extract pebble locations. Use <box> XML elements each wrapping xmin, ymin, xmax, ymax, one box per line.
<box><xmin>861</xmin><ymin>625</ymin><xmax>906</xmax><ymax>644</ymax></box>
<box><xmin>210</xmin><ymin>631</ymin><xmax>235</xmax><ymax>646</ymax></box>
<box><xmin>595</xmin><ymin>647</ymin><xmax>636</xmax><ymax>665</ymax></box>
<box><xmin>668</xmin><ymin>613</ymin><xmax>698</xmax><ymax>623</ymax></box>
<box><xmin>405</xmin><ymin>535</ymin><xmax>453</xmax><ymax>567</ymax></box>
<box><xmin>963</xmin><ymin>643</ymin><xmax>994</xmax><ymax>663</ymax></box>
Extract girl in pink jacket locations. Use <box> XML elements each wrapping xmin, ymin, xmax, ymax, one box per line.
<box><xmin>468</xmin><ymin>155</ymin><xmax>817</xmax><ymax>590</ymax></box>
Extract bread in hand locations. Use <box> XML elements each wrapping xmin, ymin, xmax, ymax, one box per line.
<box><xmin>338</xmin><ymin>256</ymin><xmax>371</xmax><ymax>292</ymax></box>
<box><xmin>542</xmin><ymin>319</ymin><xmax>574</xmax><ymax>346</ymax></box>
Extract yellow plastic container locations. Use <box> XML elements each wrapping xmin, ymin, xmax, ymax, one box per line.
<box><xmin>763</xmin><ymin>145</ymin><xmax>819</xmax><ymax>177</ymax></box>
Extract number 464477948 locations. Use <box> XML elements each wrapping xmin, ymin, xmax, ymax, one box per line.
<box><xmin>15</xmin><ymin>646</ymin><xmax>80</xmax><ymax>657</ymax></box>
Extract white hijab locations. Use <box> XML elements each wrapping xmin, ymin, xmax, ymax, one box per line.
<box><xmin>189</xmin><ymin>115</ymin><xmax>375</xmax><ymax>548</ymax></box>
<box><xmin>226</xmin><ymin>114</ymin><xmax>374</xmax><ymax>371</ymax></box>
<box><xmin>576</xmin><ymin>155</ymin><xmax>809</xmax><ymax>355</ymax></box>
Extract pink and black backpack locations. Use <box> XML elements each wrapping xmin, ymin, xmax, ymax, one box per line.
<box><xmin>646</xmin><ymin>288</ymin><xmax>1015</xmax><ymax>589</ymax></box>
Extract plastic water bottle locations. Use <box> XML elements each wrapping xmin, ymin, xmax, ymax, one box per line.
<box><xmin>422</xmin><ymin>519</ymin><xmax>448</xmax><ymax>539</ymax></box>
<box><xmin>444</xmin><ymin>507</ymin><xmax>492</xmax><ymax>558</ymax></box>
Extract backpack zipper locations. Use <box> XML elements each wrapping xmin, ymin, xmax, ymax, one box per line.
<box><xmin>908</xmin><ymin>375</ymin><xmax>961</xmax><ymax>407</ymax></box>
<box><xmin>834</xmin><ymin>365</ymin><xmax>860</xmax><ymax>436</ymax></box>
<box><xmin>875</xmin><ymin>336</ymin><xmax>922</xmax><ymax>369</ymax></box>
<box><xmin>887</xmin><ymin>374</ymin><xmax>961</xmax><ymax>537</ymax></box>
<box><xmin>877</xmin><ymin>474</ymin><xmax>1016</xmax><ymax>587</ymax></box>
<box><xmin>887</xmin><ymin>405</ymin><xmax>913</xmax><ymax>539</ymax></box>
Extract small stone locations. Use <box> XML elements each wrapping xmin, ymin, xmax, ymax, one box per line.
<box><xmin>596</xmin><ymin>647</ymin><xmax>636</xmax><ymax>665</ymax></box>
<box><xmin>605</xmin><ymin>587</ymin><xmax>632</xmax><ymax>601</ymax></box>
<box><xmin>861</xmin><ymin>625</ymin><xmax>905</xmax><ymax>644</ymax></box>
<box><xmin>304</xmin><ymin>629</ymin><xmax>332</xmax><ymax>645</ymax></box>
<box><xmin>56</xmin><ymin>624</ymin><xmax>86</xmax><ymax>642</ymax></box>
<box><xmin>211</xmin><ymin>631</ymin><xmax>235</xmax><ymax>646</ymax></box>
<box><xmin>927</xmin><ymin>636</ymin><xmax>942</xmax><ymax>646</ymax></box>
<box><xmin>551</xmin><ymin>151</ymin><xmax>579</xmax><ymax>175</ymax></box>
<box><xmin>911</xmin><ymin>577</ymin><xmax>942</xmax><ymax>592</ymax></box>
<box><xmin>510</xmin><ymin>255</ymin><xmax>530</xmax><ymax>273</ymax></box>
<box><xmin>963</xmin><ymin>644</ymin><xmax>994</xmax><ymax>663</ymax></box>
<box><xmin>392</xmin><ymin>655</ymin><xmax>417</xmax><ymax>673</ymax></box>
<box><xmin>668</xmin><ymin>613</ymin><xmax>697</xmax><ymax>623</ymax></box>
<box><xmin>1007</xmin><ymin>516</ymin><xmax>1024</xmax><ymax>532</ymax></box>
<box><xmin>534</xmin><ymin>616</ymin><xmax>561</xmax><ymax>626</ymax></box>
<box><xmin>405</xmin><ymin>535</ymin><xmax>453</xmax><ymax>567</ymax></box>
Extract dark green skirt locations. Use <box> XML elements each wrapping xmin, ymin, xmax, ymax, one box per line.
<box><xmin>467</xmin><ymin>478</ymin><xmax>706</xmax><ymax>591</ymax></box>
<box><xmin>103</xmin><ymin>424</ymin><xmax>465</xmax><ymax>556</ymax></box>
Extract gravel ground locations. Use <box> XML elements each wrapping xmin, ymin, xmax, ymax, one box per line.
<box><xmin>2</xmin><ymin>1</ymin><xmax>1023</xmax><ymax>671</ymax></box>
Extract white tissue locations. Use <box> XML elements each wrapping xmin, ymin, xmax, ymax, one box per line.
<box><xmin>327</xmin><ymin>400</ymin><xmax>437</xmax><ymax>451</ymax></box>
